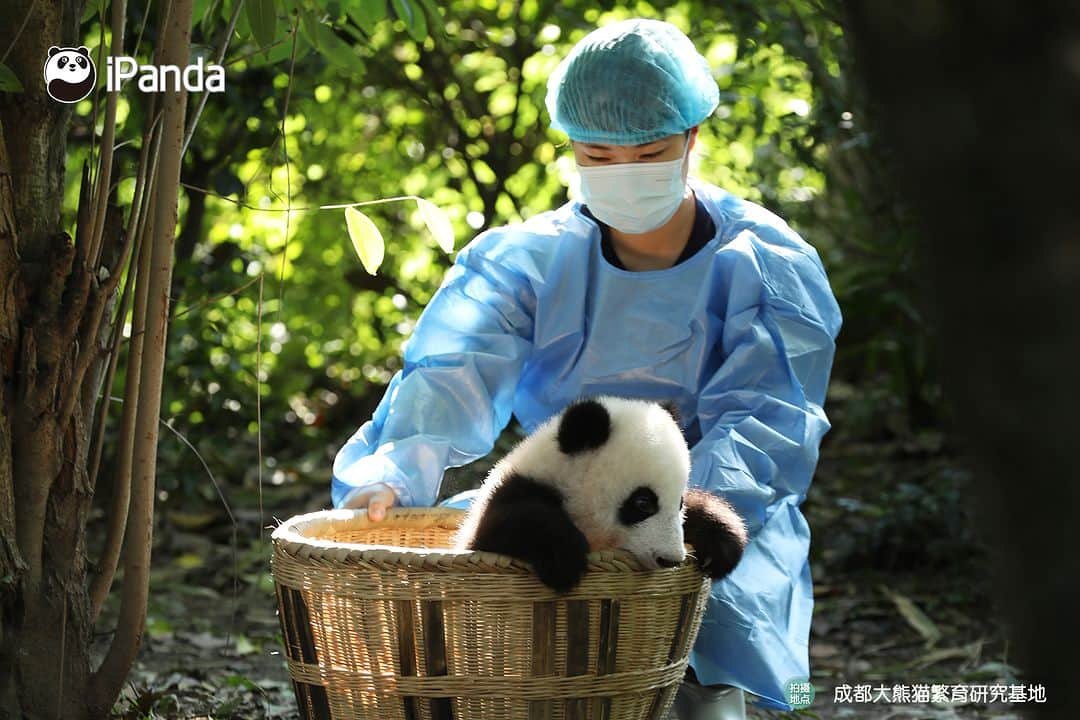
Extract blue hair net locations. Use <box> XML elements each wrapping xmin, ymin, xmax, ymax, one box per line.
<box><xmin>545</xmin><ymin>19</ymin><xmax>720</xmax><ymax>145</ymax></box>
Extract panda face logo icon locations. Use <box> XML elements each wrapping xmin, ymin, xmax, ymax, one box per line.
<box><xmin>43</xmin><ymin>46</ymin><xmax>96</xmax><ymax>103</ymax></box>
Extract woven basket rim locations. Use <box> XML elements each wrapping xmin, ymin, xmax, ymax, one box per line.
<box><xmin>271</xmin><ymin>506</ymin><xmax>672</xmax><ymax>574</ymax></box>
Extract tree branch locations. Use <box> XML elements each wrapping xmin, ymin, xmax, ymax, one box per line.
<box><xmin>87</xmin><ymin>0</ymin><xmax>128</xmax><ymax>272</ymax></box>
<box><xmin>88</xmin><ymin>201</ymin><xmax>147</xmax><ymax>622</ymax></box>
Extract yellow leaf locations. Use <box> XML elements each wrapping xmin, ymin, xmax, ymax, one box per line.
<box><xmin>880</xmin><ymin>585</ymin><xmax>941</xmax><ymax>646</ymax></box>
<box><xmin>167</xmin><ymin>510</ymin><xmax>218</xmax><ymax>530</ymax></box>
<box><xmin>345</xmin><ymin>206</ymin><xmax>384</xmax><ymax>275</ymax></box>
<box><xmin>416</xmin><ymin>198</ymin><xmax>455</xmax><ymax>253</ymax></box>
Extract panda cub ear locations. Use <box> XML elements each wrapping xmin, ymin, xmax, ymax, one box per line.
<box><xmin>77</xmin><ymin>46</ymin><xmax>91</xmax><ymax>56</ymax></box>
<box><xmin>49</xmin><ymin>46</ymin><xmax>61</xmax><ymax>57</ymax></box>
<box><xmin>556</xmin><ymin>398</ymin><xmax>611</xmax><ymax>455</ymax></box>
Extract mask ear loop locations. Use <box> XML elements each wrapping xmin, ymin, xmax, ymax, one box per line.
<box><xmin>678</xmin><ymin>134</ymin><xmax>693</xmax><ymax>199</ymax></box>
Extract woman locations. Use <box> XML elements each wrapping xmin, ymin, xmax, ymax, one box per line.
<box><xmin>332</xmin><ymin>18</ymin><xmax>842</xmax><ymax>719</ymax></box>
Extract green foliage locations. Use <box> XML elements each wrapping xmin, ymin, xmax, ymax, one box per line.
<box><xmin>0</xmin><ymin>63</ymin><xmax>23</xmax><ymax>92</ymax></box>
<box><xmin>246</xmin><ymin>0</ymin><xmax>279</xmax><ymax>55</ymax></box>
<box><xmin>64</xmin><ymin>0</ymin><xmax>938</xmax><ymax>516</ymax></box>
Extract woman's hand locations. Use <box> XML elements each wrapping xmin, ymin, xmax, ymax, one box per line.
<box><xmin>342</xmin><ymin>483</ymin><xmax>398</xmax><ymax>521</ymax></box>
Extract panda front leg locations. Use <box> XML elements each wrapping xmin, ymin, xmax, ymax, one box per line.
<box><xmin>465</xmin><ymin>473</ymin><xmax>590</xmax><ymax>593</ymax></box>
<box><xmin>682</xmin><ymin>489</ymin><xmax>749</xmax><ymax>580</ymax></box>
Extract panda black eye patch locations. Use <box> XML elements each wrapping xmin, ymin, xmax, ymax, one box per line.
<box><xmin>619</xmin><ymin>486</ymin><xmax>659</xmax><ymax>525</ymax></box>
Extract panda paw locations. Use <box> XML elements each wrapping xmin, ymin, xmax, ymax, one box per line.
<box><xmin>682</xmin><ymin>489</ymin><xmax>748</xmax><ymax>580</ymax></box>
<box><xmin>531</xmin><ymin>537</ymin><xmax>590</xmax><ymax>593</ymax></box>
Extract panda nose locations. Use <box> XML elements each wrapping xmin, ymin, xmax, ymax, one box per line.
<box><xmin>655</xmin><ymin>555</ymin><xmax>681</xmax><ymax>569</ymax></box>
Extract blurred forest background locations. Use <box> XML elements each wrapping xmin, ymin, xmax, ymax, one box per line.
<box><xmin>42</xmin><ymin>0</ymin><xmax>1016</xmax><ymax>716</ymax></box>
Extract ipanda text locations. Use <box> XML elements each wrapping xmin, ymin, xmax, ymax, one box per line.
<box><xmin>106</xmin><ymin>56</ymin><xmax>225</xmax><ymax>92</ymax></box>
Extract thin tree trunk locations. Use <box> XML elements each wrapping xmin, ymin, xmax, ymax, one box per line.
<box><xmin>88</xmin><ymin>0</ymin><xmax>193</xmax><ymax>712</ymax></box>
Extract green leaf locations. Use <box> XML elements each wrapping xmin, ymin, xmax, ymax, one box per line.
<box><xmin>193</xmin><ymin>0</ymin><xmax>214</xmax><ymax>31</ymax></box>
<box><xmin>345</xmin><ymin>207</ymin><xmax>384</xmax><ymax>274</ymax></box>
<box><xmin>0</xmin><ymin>64</ymin><xmax>23</xmax><ymax>93</ymax></box>
<box><xmin>246</xmin><ymin>0</ymin><xmax>278</xmax><ymax>56</ymax></box>
<box><xmin>146</xmin><ymin>615</ymin><xmax>174</xmax><ymax>638</ymax></box>
<box><xmin>298</xmin><ymin>7</ymin><xmax>322</xmax><ymax>49</ymax></box>
<box><xmin>316</xmin><ymin>22</ymin><xmax>364</xmax><ymax>72</ymax></box>
<box><xmin>391</xmin><ymin>0</ymin><xmax>427</xmax><ymax>42</ymax></box>
<box><xmin>233</xmin><ymin>635</ymin><xmax>258</xmax><ymax>655</ymax></box>
<box><xmin>416</xmin><ymin>0</ymin><xmax>445</xmax><ymax>38</ymax></box>
<box><xmin>81</xmin><ymin>1</ymin><xmax>102</xmax><ymax>23</ymax></box>
<box><xmin>416</xmin><ymin>198</ymin><xmax>454</xmax><ymax>253</ymax></box>
<box><xmin>246</xmin><ymin>29</ymin><xmax>311</xmax><ymax>67</ymax></box>
<box><xmin>346</xmin><ymin>0</ymin><xmax>386</xmax><ymax>35</ymax></box>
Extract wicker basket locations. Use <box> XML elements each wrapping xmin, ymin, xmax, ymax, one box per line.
<box><xmin>271</xmin><ymin>507</ymin><xmax>710</xmax><ymax>720</ymax></box>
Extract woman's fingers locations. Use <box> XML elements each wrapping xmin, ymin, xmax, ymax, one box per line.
<box><xmin>369</xmin><ymin>496</ymin><xmax>387</xmax><ymax>522</ymax></box>
<box><xmin>343</xmin><ymin>483</ymin><xmax>399</xmax><ymax>522</ymax></box>
<box><xmin>367</xmin><ymin>485</ymin><xmax>398</xmax><ymax>522</ymax></box>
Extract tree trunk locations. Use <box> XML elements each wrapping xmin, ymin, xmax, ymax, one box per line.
<box><xmin>0</xmin><ymin>0</ymin><xmax>191</xmax><ymax>715</ymax></box>
<box><xmin>0</xmin><ymin>1</ymin><xmax>100</xmax><ymax>716</ymax></box>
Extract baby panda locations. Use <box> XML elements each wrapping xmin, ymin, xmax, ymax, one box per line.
<box><xmin>454</xmin><ymin>396</ymin><xmax>748</xmax><ymax>592</ymax></box>
<box><xmin>43</xmin><ymin>46</ymin><xmax>96</xmax><ymax>104</ymax></box>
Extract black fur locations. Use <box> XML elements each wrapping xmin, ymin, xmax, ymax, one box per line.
<box><xmin>556</xmin><ymin>398</ymin><xmax>611</xmax><ymax>455</ymax></box>
<box><xmin>618</xmin><ymin>486</ymin><xmax>659</xmax><ymax>526</ymax></box>
<box><xmin>466</xmin><ymin>473</ymin><xmax>590</xmax><ymax>593</ymax></box>
<box><xmin>682</xmin><ymin>488</ymin><xmax>748</xmax><ymax>580</ymax></box>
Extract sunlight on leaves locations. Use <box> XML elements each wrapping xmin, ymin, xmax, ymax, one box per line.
<box><xmin>346</xmin><ymin>206</ymin><xmax>384</xmax><ymax>274</ymax></box>
<box><xmin>416</xmin><ymin>198</ymin><xmax>455</xmax><ymax>253</ymax></box>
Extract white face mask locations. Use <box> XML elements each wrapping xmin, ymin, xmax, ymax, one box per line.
<box><xmin>578</xmin><ymin>142</ymin><xmax>690</xmax><ymax>234</ymax></box>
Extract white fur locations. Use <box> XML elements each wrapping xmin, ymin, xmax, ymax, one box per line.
<box><xmin>455</xmin><ymin>397</ymin><xmax>690</xmax><ymax>569</ymax></box>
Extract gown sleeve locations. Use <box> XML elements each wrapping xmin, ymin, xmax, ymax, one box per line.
<box><xmin>687</xmin><ymin>218</ymin><xmax>842</xmax><ymax>709</ymax></box>
<box><xmin>331</xmin><ymin>230</ymin><xmax>536</xmax><ymax>509</ymax></box>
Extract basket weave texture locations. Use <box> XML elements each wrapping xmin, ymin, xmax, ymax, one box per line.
<box><xmin>271</xmin><ymin>507</ymin><xmax>710</xmax><ymax>720</ymax></box>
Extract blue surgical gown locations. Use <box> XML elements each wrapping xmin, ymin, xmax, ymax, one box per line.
<box><xmin>331</xmin><ymin>178</ymin><xmax>842</xmax><ymax>711</ymax></box>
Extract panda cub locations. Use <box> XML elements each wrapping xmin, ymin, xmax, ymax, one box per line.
<box><xmin>454</xmin><ymin>396</ymin><xmax>748</xmax><ymax>592</ymax></box>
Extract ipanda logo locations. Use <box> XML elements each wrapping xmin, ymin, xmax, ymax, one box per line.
<box><xmin>44</xmin><ymin>46</ymin><xmax>96</xmax><ymax>103</ymax></box>
<box><xmin>44</xmin><ymin>46</ymin><xmax>225</xmax><ymax>103</ymax></box>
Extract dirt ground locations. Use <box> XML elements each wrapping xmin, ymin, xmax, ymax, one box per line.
<box><xmin>96</xmin><ymin>419</ymin><xmax>1033</xmax><ymax>719</ymax></box>
<box><xmin>96</xmin><ymin>524</ymin><xmax>1027</xmax><ymax>719</ymax></box>
<box><xmin>103</xmin><ymin>576</ymin><xmax>1029</xmax><ymax>720</ymax></box>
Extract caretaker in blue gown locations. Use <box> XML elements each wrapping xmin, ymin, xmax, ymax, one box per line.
<box><xmin>331</xmin><ymin>18</ymin><xmax>841</xmax><ymax>718</ymax></box>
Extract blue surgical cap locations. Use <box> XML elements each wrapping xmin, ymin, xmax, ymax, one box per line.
<box><xmin>545</xmin><ymin>19</ymin><xmax>720</xmax><ymax>146</ymax></box>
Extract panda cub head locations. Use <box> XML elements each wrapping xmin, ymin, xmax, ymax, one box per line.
<box><xmin>456</xmin><ymin>396</ymin><xmax>746</xmax><ymax>592</ymax></box>
<box><xmin>546</xmin><ymin>396</ymin><xmax>689</xmax><ymax>566</ymax></box>
<box><xmin>43</xmin><ymin>46</ymin><xmax>96</xmax><ymax>104</ymax></box>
